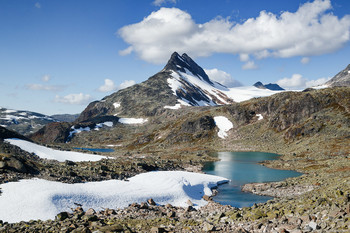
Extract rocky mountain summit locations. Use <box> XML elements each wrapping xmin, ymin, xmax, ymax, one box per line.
<box><xmin>253</xmin><ymin>81</ymin><xmax>285</xmax><ymax>91</ymax></box>
<box><xmin>76</xmin><ymin>52</ymin><xmax>234</xmax><ymax>122</ymax></box>
<box><xmin>326</xmin><ymin>64</ymin><xmax>350</xmax><ymax>87</ymax></box>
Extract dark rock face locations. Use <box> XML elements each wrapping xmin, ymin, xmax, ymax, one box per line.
<box><xmin>164</xmin><ymin>52</ymin><xmax>213</xmax><ymax>85</ymax></box>
<box><xmin>326</xmin><ymin>64</ymin><xmax>350</xmax><ymax>87</ymax></box>
<box><xmin>253</xmin><ymin>81</ymin><xmax>266</xmax><ymax>89</ymax></box>
<box><xmin>264</xmin><ymin>83</ymin><xmax>285</xmax><ymax>91</ymax></box>
<box><xmin>180</xmin><ymin>116</ymin><xmax>216</xmax><ymax>134</ymax></box>
<box><xmin>0</xmin><ymin>126</ymin><xmax>29</xmax><ymax>141</ymax></box>
<box><xmin>30</xmin><ymin>122</ymin><xmax>72</xmax><ymax>144</ymax></box>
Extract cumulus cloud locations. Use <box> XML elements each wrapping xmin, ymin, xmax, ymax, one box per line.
<box><xmin>97</xmin><ymin>79</ymin><xmax>136</xmax><ymax>92</ymax></box>
<box><xmin>242</xmin><ymin>61</ymin><xmax>258</xmax><ymax>70</ymax></box>
<box><xmin>204</xmin><ymin>68</ymin><xmax>242</xmax><ymax>87</ymax></box>
<box><xmin>54</xmin><ymin>93</ymin><xmax>93</xmax><ymax>105</ymax></box>
<box><xmin>118</xmin><ymin>80</ymin><xmax>136</xmax><ymax>90</ymax></box>
<box><xmin>97</xmin><ymin>79</ymin><xmax>117</xmax><ymax>92</ymax></box>
<box><xmin>301</xmin><ymin>57</ymin><xmax>310</xmax><ymax>64</ymax></box>
<box><xmin>26</xmin><ymin>84</ymin><xmax>65</xmax><ymax>92</ymax></box>
<box><xmin>42</xmin><ymin>75</ymin><xmax>50</xmax><ymax>82</ymax></box>
<box><xmin>118</xmin><ymin>0</ymin><xmax>350</xmax><ymax>64</ymax></box>
<box><xmin>153</xmin><ymin>0</ymin><xmax>176</xmax><ymax>6</ymax></box>
<box><xmin>277</xmin><ymin>74</ymin><xmax>331</xmax><ymax>89</ymax></box>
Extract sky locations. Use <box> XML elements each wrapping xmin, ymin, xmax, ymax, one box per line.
<box><xmin>0</xmin><ymin>0</ymin><xmax>349</xmax><ymax>115</ymax></box>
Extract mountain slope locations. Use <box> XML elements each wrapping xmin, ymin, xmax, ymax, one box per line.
<box><xmin>325</xmin><ymin>64</ymin><xmax>350</xmax><ymax>87</ymax></box>
<box><xmin>0</xmin><ymin>107</ymin><xmax>57</xmax><ymax>135</ymax></box>
<box><xmin>76</xmin><ymin>52</ymin><xmax>235</xmax><ymax>122</ymax></box>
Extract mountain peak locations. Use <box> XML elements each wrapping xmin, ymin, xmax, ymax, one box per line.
<box><xmin>164</xmin><ymin>52</ymin><xmax>213</xmax><ymax>85</ymax></box>
<box><xmin>254</xmin><ymin>81</ymin><xmax>284</xmax><ymax>91</ymax></box>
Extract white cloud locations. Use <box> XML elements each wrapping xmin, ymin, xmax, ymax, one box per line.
<box><xmin>118</xmin><ymin>80</ymin><xmax>136</xmax><ymax>90</ymax></box>
<box><xmin>305</xmin><ymin>77</ymin><xmax>331</xmax><ymax>87</ymax></box>
<box><xmin>119</xmin><ymin>46</ymin><xmax>133</xmax><ymax>56</ymax></box>
<box><xmin>239</xmin><ymin>54</ymin><xmax>250</xmax><ymax>62</ymax></box>
<box><xmin>26</xmin><ymin>84</ymin><xmax>65</xmax><ymax>92</ymax></box>
<box><xmin>277</xmin><ymin>74</ymin><xmax>331</xmax><ymax>89</ymax></box>
<box><xmin>42</xmin><ymin>75</ymin><xmax>50</xmax><ymax>82</ymax></box>
<box><xmin>35</xmin><ymin>2</ymin><xmax>41</xmax><ymax>8</ymax></box>
<box><xmin>301</xmin><ymin>57</ymin><xmax>310</xmax><ymax>64</ymax></box>
<box><xmin>204</xmin><ymin>68</ymin><xmax>242</xmax><ymax>87</ymax></box>
<box><xmin>153</xmin><ymin>0</ymin><xmax>176</xmax><ymax>6</ymax></box>
<box><xmin>97</xmin><ymin>79</ymin><xmax>117</xmax><ymax>92</ymax></box>
<box><xmin>118</xmin><ymin>1</ymin><xmax>350</xmax><ymax>64</ymax></box>
<box><xmin>242</xmin><ymin>61</ymin><xmax>258</xmax><ymax>70</ymax></box>
<box><xmin>54</xmin><ymin>93</ymin><xmax>93</xmax><ymax>105</ymax></box>
<box><xmin>97</xmin><ymin>79</ymin><xmax>136</xmax><ymax>93</ymax></box>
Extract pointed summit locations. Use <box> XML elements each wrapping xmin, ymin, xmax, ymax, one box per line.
<box><xmin>164</xmin><ymin>52</ymin><xmax>213</xmax><ymax>85</ymax></box>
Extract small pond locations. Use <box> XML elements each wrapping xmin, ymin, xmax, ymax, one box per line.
<box><xmin>74</xmin><ymin>147</ymin><xmax>115</xmax><ymax>153</ymax></box>
<box><xmin>202</xmin><ymin>151</ymin><xmax>302</xmax><ymax>208</ymax></box>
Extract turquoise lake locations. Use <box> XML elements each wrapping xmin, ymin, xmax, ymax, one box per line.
<box><xmin>74</xmin><ymin>148</ymin><xmax>114</xmax><ymax>153</ymax></box>
<box><xmin>202</xmin><ymin>152</ymin><xmax>302</xmax><ymax>208</ymax></box>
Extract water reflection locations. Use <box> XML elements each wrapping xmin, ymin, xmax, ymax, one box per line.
<box><xmin>203</xmin><ymin>152</ymin><xmax>301</xmax><ymax>207</ymax></box>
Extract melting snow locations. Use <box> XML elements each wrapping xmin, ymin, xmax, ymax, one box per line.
<box><xmin>256</xmin><ymin>114</ymin><xmax>264</xmax><ymax>120</ymax></box>
<box><xmin>167</xmin><ymin>69</ymin><xmax>283</xmax><ymax>107</ymax></box>
<box><xmin>0</xmin><ymin>171</ymin><xmax>228</xmax><ymax>223</ymax></box>
<box><xmin>5</xmin><ymin>138</ymin><xmax>107</xmax><ymax>162</ymax></box>
<box><xmin>214</xmin><ymin>116</ymin><xmax>233</xmax><ymax>139</ymax></box>
<box><xmin>68</xmin><ymin>122</ymin><xmax>113</xmax><ymax>138</ymax></box>
<box><xmin>119</xmin><ymin>118</ymin><xmax>148</xmax><ymax>124</ymax></box>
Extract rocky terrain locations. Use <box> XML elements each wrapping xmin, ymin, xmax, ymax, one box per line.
<box><xmin>0</xmin><ymin>53</ymin><xmax>349</xmax><ymax>232</ymax></box>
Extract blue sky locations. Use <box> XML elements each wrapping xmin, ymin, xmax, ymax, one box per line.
<box><xmin>0</xmin><ymin>0</ymin><xmax>349</xmax><ymax>115</ymax></box>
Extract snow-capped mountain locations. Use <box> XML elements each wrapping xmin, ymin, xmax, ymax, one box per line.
<box><xmin>0</xmin><ymin>107</ymin><xmax>57</xmax><ymax>135</ymax></box>
<box><xmin>76</xmin><ymin>52</ymin><xmax>285</xmax><ymax>122</ymax></box>
<box><xmin>162</xmin><ymin>52</ymin><xmax>235</xmax><ymax>108</ymax></box>
<box><xmin>325</xmin><ymin>64</ymin><xmax>350</xmax><ymax>87</ymax></box>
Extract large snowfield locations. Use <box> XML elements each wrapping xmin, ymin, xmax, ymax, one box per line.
<box><xmin>4</xmin><ymin>138</ymin><xmax>107</xmax><ymax>162</ymax></box>
<box><xmin>0</xmin><ymin>171</ymin><xmax>228</xmax><ymax>223</ymax></box>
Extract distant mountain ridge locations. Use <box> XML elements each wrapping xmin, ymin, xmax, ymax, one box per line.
<box><xmin>253</xmin><ymin>81</ymin><xmax>285</xmax><ymax>91</ymax></box>
<box><xmin>0</xmin><ymin>107</ymin><xmax>57</xmax><ymax>135</ymax></box>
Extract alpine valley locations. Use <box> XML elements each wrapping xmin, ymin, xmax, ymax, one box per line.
<box><xmin>1</xmin><ymin>52</ymin><xmax>350</xmax><ymax>232</ymax></box>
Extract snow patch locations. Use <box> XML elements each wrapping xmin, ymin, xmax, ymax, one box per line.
<box><xmin>0</xmin><ymin>171</ymin><xmax>228</xmax><ymax>223</ymax></box>
<box><xmin>164</xmin><ymin>104</ymin><xmax>182</xmax><ymax>110</ymax></box>
<box><xmin>256</xmin><ymin>114</ymin><xmax>263</xmax><ymax>120</ymax></box>
<box><xmin>113</xmin><ymin>102</ymin><xmax>121</xmax><ymax>108</ymax></box>
<box><xmin>4</xmin><ymin>138</ymin><xmax>107</xmax><ymax>162</ymax></box>
<box><xmin>4</xmin><ymin>109</ymin><xmax>16</xmax><ymax>113</ymax></box>
<box><xmin>214</xmin><ymin>116</ymin><xmax>233</xmax><ymax>139</ymax></box>
<box><xmin>68</xmin><ymin>126</ymin><xmax>91</xmax><ymax>139</ymax></box>
<box><xmin>119</xmin><ymin>118</ymin><xmax>148</xmax><ymax>124</ymax></box>
<box><xmin>164</xmin><ymin>99</ymin><xmax>190</xmax><ymax>110</ymax></box>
